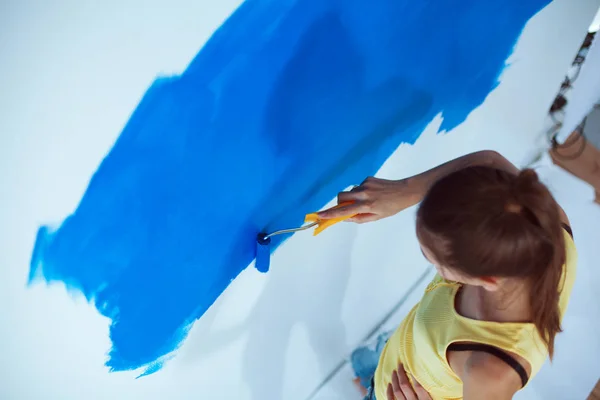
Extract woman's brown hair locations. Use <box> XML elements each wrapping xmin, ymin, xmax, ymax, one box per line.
<box><xmin>416</xmin><ymin>166</ymin><xmax>566</xmax><ymax>358</ymax></box>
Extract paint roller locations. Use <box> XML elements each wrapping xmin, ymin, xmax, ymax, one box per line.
<box><xmin>255</xmin><ymin>202</ymin><xmax>355</xmax><ymax>273</ymax></box>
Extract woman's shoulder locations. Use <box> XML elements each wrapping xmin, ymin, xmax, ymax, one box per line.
<box><xmin>462</xmin><ymin>351</ymin><xmax>523</xmax><ymax>399</ymax></box>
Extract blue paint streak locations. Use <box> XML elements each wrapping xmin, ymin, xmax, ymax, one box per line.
<box><xmin>29</xmin><ymin>0</ymin><xmax>550</xmax><ymax>374</ymax></box>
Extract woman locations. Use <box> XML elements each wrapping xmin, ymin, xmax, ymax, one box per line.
<box><xmin>318</xmin><ymin>150</ymin><xmax>577</xmax><ymax>400</ymax></box>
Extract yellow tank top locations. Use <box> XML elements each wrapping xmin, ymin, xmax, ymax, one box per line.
<box><xmin>374</xmin><ymin>229</ymin><xmax>577</xmax><ymax>400</ymax></box>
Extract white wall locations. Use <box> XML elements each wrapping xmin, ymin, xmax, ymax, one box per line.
<box><xmin>1</xmin><ymin>1</ymin><xmax>598</xmax><ymax>399</ymax></box>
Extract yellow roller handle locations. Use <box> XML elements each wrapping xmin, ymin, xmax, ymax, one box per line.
<box><xmin>304</xmin><ymin>201</ymin><xmax>356</xmax><ymax>236</ymax></box>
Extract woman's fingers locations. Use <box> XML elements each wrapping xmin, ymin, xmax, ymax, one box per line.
<box><xmin>316</xmin><ymin>186</ymin><xmax>375</xmax><ymax>219</ymax></box>
<box><xmin>338</xmin><ymin>189</ymin><xmax>367</xmax><ymax>203</ymax></box>
<box><xmin>412</xmin><ymin>377</ymin><xmax>432</xmax><ymax>400</ymax></box>
<box><xmin>386</xmin><ymin>362</ymin><xmax>431</xmax><ymax>400</ymax></box>
<box><xmin>317</xmin><ymin>176</ymin><xmax>406</xmax><ymax>221</ymax></box>
<box><xmin>387</xmin><ymin>383</ymin><xmax>405</xmax><ymax>400</ymax></box>
<box><xmin>393</xmin><ymin>368</ymin><xmax>417</xmax><ymax>400</ymax></box>
<box><xmin>346</xmin><ymin>213</ymin><xmax>379</xmax><ymax>224</ymax></box>
<box><xmin>317</xmin><ymin>203</ymin><xmax>363</xmax><ymax>219</ymax></box>
<box><xmin>316</xmin><ymin>199</ymin><xmax>372</xmax><ymax>219</ymax></box>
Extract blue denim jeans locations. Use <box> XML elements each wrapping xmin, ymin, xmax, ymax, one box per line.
<box><xmin>350</xmin><ymin>331</ymin><xmax>392</xmax><ymax>400</ymax></box>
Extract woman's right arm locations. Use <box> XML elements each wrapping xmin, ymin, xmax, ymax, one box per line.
<box><xmin>318</xmin><ymin>150</ymin><xmax>520</xmax><ymax>223</ymax></box>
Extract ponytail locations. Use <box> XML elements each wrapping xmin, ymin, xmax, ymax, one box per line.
<box><xmin>513</xmin><ymin>169</ymin><xmax>565</xmax><ymax>359</ymax></box>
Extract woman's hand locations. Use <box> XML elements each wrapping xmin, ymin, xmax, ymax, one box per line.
<box><xmin>387</xmin><ymin>363</ymin><xmax>432</xmax><ymax>400</ymax></box>
<box><xmin>317</xmin><ymin>177</ymin><xmax>419</xmax><ymax>223</ymax></box>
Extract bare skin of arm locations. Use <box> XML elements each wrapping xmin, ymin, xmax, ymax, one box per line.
<box><xmin>318</xmin><ymin>150</ymin><xmax>570</xmax><ymax>226</ymax></box>
<box><xmin>461</xmin><ymin>352</ymin><xmax>523</xmax><ymax>400</ymax></box>
<box><xmin>318</xmin><ymin>150</ymin><xmax>518</xmax><ymax>223</ymax></box>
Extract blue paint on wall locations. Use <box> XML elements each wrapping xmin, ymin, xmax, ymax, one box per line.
<box><xmin>29</xmin><ymin>0</ymin><xmax>550</xmax><ymax>374</ymax></box>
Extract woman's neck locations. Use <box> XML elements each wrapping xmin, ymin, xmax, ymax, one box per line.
<box><xmin>473</xmin><ymin>279</ymin><xmax>532</xmax><ymax>323</ymax></box>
